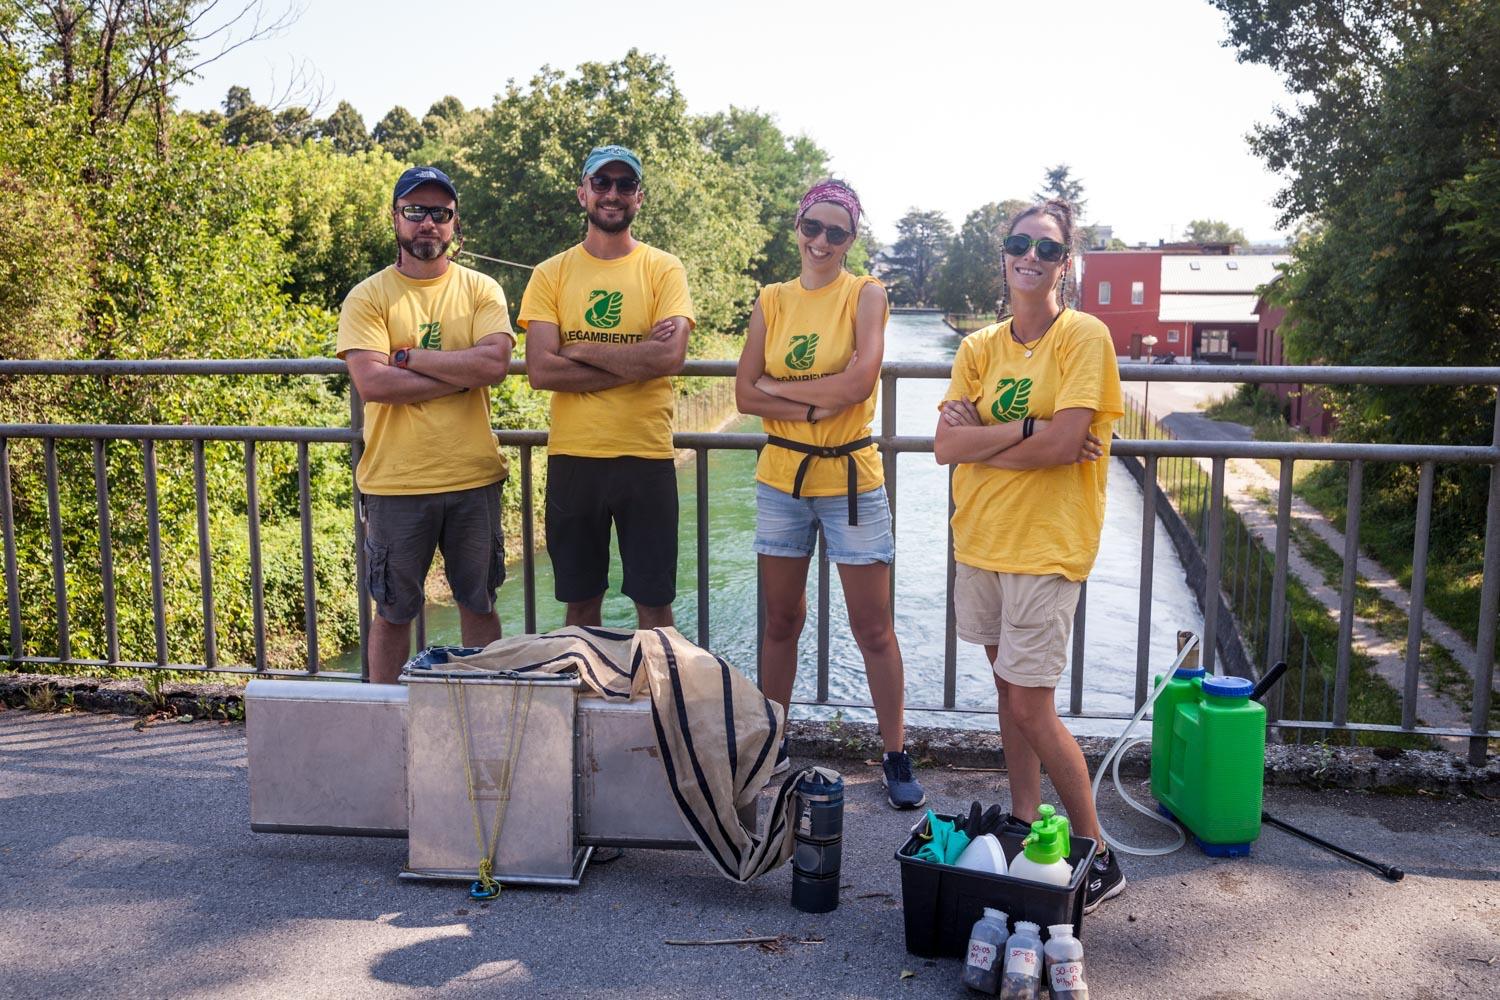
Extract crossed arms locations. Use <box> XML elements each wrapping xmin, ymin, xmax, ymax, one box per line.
<box><xmin>735</xmin><ymin>282</ymin><xmax>887</xmax><ymax>423</ymax></box>
<box><xmin>933</xmin><ymin>401</ymin><xmax>1104</xmax><ymax>469</ymax></box>
<box><xmin>343</xmin><ymin>334</ymin><xmax>514</xmax><ymax>405</ymax></box>
<box><xmin>525</xmin><ymin>317</ymin><xmax>692</xmax><ymax>392</ymax></box>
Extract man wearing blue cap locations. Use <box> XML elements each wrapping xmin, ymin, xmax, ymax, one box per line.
<box><xmin>336</xmin><ymin>166</ymin><xmax>517</xmax><ymax>683</ymax></box>
<box><xmin>519</xmin><ymin>145</ymin><xmax>695</xmax><ymax>629</ymax></box>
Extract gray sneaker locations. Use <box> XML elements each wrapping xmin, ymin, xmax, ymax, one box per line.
<box><xmin>880</xmin><ymin>750</ymin><xmax>926</xmax><ymax>810</ymax></box>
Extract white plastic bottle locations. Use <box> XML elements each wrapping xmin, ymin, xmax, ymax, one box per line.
<box><xmin>1006</xmin><ymin>805</ymin><xmax>1072</xmax><ymax>887</ymax></box>
<box><xmin>998</xmin><ymin>920</ymin><xmax>1045</xmax><ymax>1000</ymax></box>
<box><xmin>1043</xmin><ymin>923</ymin><xmax>1089</xmax><ymax>999</ymax></box>
<box><xmin>960</xmin><ymin>907</ymin><xmax>1009</xmax><ymax>994</ymax></box>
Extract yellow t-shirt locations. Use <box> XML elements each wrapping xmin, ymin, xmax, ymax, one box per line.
<box><xmin>517</xmin><ymin>243</ymin><xmax>696</xmax><ymax>459</ymax></box>
<box><xmin>755</xmin><ymin>272</ymin><xmax>886</xmax><ymax>496</ymax></box>
<box><xmin>335</xmin><ymin>264</ymin><xmax>515</xmax><ymax>496</ymax></box>
<box><xmin>941</xmin><ymin>309</ymin><xmax>1124</xmax><ymax>581</ymax></box>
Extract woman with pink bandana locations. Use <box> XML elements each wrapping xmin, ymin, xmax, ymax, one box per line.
<box><xmin>734</xmin><ymin>180</ymin><xmax>924</xmax><ymax>809</ymax></box>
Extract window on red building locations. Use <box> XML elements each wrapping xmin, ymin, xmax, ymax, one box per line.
<box><xmin>1098</xmin><ymin>281</ymin><xmax>1111</xmax><ymax>305</ymax></box>
<box><xmin>1131</xmin><ymin>281</ymin><xmax>1144</xmax><ymax>305</ymax></box>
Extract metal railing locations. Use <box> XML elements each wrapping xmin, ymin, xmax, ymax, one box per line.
<box><xmin>1</xmin><ymin>359</ymin><xmax>1497</xmax><ymax>763</ymax></box>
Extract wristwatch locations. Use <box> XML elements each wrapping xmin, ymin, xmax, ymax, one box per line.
<box><xmin>393</xmin><ymin>348</ymin><xmax>411</xmax><ymax>369</ymax></box>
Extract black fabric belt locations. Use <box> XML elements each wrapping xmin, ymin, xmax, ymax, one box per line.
<box><xmin>763</xmin><ymin>434</ymin><xmax>875</xmax><ymax>526</ymax></box>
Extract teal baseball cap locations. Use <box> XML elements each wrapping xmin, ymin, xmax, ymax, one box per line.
<box><xmin>580</xmin><ymin>144</ymin><xmax>643</xmax><ymax>182</ymax></box>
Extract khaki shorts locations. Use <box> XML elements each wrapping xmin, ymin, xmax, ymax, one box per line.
<box><xmin>953</xmin><ymin>564</ymin><xmax>1081</xmax><ymax>688</ymax></box>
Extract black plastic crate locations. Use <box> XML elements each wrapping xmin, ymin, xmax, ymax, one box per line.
<box><xmin>894</xmin><ymin>815</ymin><xmax>1094</xmax><ymax>958</ymax></box>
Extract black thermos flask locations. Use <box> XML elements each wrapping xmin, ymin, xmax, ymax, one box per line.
<box><xmin>791</xmin><ymin>770</ymin><xmax>843</xmax><ymax>913</ymax></box>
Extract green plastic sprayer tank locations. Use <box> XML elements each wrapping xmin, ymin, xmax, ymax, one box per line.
<box><xmin>1150</xmin><ymin>673</ymin><xmax>1266</xmax><ymax>857</ymax></box>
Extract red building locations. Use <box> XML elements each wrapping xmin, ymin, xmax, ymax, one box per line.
<box><xmin>1075</xmin><ymin>250</ymin><xmax>1174</xmax><ymax>359</ymax></box>
<box><xmin>1255</xmin><ymin>284</ymin><xmax>1335</xmax><ymax>436</ymax></box>
<box><xmin>1080</xmin><ymin>249</ymin><xmax>1288</xmax><ymax>361</ymax></box>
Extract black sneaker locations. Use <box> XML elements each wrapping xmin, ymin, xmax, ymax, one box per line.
<box><xmin>999</xmin><ymin>812</ymin><xmax>1037</xmax><ymax>839</ymax></box>
<box><xmin>880</xmin><ymin>750</ymin><xmax>927</xmax><ymax>810</ymax></box>
<box><xmin>771</xmin><ymin>732</ymin><xmax>790</xmax><ymax>775</ymax></box>
<box><xmin>1083</xmin><ymin>848</ymin><xmax>1126</xmax><ymax>913</ymax></box>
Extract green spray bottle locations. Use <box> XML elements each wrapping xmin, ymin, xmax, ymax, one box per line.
<box><xmin>1008</xmin><ymin>804</ymin><xmax>1073</xmax><ymax>886</ymax></box>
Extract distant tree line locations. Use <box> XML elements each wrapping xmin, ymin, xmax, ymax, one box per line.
<box><xmin>880</xmin><ymin>166</ymin><xmax>1254</xmax><ymax>312</ymax></box>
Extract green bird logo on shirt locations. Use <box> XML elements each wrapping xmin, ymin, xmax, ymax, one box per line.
<box><xmin>991</xmin><ymin>377</ymin><xmax>1033</xmax><ymax>422</ymax></box>
<box><xmin>785</xmin><ymin>333</ymin><xmax>819</xmax><ymax>371</ymax></box>
<box><xmin>417</xmin><ymin>321</ymin><xmax>441</xmax><ymax>350</ymax></box>
<box><xmin>585</xmin><ymin>290</ymin><xmax>624</xmax><ymax>329</ymax></box>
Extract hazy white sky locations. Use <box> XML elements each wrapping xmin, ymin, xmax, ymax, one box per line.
<box><xmin>180</xmin><ymin>0</ymin><xmax>1298</xmax><ymax>247</ymax></box>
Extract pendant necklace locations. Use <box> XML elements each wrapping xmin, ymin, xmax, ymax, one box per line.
<box><xmin>1014</xmin><ymin>308</ymin><xmax>1065</xmax><ymax>358</ymax></box>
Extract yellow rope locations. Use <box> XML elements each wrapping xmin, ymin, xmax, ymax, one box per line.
<box><xmin>447</xmin><ymin>674</ymin><xmax>535</xmax><ymax>898</ymax></box>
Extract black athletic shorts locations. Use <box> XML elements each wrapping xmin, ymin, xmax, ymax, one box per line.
<box><xmin>545</xmin><ymin>455</ymin><xmax>677</xmax><ymax>608</ymax></box>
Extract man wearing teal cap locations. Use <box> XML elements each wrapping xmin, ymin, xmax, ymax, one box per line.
<box><xmin>519</xmin><ymin>145</ymin><xmax>696</xmax><ymax>630</ymax></box>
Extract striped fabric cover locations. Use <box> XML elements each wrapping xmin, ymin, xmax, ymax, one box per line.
<box><xmin>447</xmin><ymin>625</ymin><xmax>825</xmax><ymax>883</ymax></box>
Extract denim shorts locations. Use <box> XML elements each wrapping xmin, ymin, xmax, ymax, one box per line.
<box><xmin>753</xmin><ymin>482</ymin><xmax>894</xmax><ymax>565</ymax></box>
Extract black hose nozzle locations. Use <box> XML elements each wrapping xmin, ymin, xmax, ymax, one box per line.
<box><xmin>1250</xmin><ymin>661</ymin><xmax>1289</xmax><ymax>703</ymax></box>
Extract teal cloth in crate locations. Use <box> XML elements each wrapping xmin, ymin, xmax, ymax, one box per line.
<box><xmin>911</xmin><ymin>810</ymin><xmax>971</xmax><ymax>865</ymax></box>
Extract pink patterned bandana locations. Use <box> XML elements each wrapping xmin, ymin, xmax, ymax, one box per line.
<box><xmin>795</xmin><ymin>182</ymin><xmax>861</xmax><ymax>231</ymax></box>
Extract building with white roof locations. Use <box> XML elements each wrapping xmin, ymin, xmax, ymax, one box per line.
<box><xmin>1079</xmin><ymin>247</ymin><xmax>1287</xmax><ymax>361</ymax></box>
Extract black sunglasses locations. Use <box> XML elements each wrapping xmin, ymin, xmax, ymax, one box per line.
<box><xmin>1002</xmin><ymin>233</ymin><xmax>1067</xmax><ymax>262</ymax></box>
<box><xmin>798</xmin><ymin>218</ymin><xmax>854</xmax><ymax>246</ymax></box>
<box><xmin>587</xmin><ymin>174</ymin><xmax>641</xmax><ymax>194</ymax></box>
<box><xmin>398</xmin><ymin>205</ymin><xmax>455</xmax><ymax>223</ymax></box>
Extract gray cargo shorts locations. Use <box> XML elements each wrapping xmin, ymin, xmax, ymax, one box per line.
<box><xmin>360</xmin><ymin>482</ymin><xmax>505</xmax><ymax>624</ymax></box>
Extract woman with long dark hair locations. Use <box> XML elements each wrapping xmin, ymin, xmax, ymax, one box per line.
<box><xmin>934</xmin><ymin>199</ymin><xmax>1125</xmax><ymax>910</ymax></box>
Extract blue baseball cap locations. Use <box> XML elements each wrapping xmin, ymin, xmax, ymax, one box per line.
<box><xmin>393</xmin><ymin>166</ymin><xmax>458</xmax><ymax>204</ymax></box>
<box><xmin>580</xmin><ymin>145</ymin><xmax>643</xmax><ymax>183</ymax></box>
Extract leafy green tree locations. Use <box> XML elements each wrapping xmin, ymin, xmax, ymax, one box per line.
<box><xmin>242</xmin><ymin>141</ymin><xmax>400</xmax><ymax>308</ymax></box>
<box><xmin>935</xmin><ymin>199</ymin><xmax>1029</xmax><ymax>314</ymax></box>
<box><xmin>884</xmin><ymin>209</ymin><xmax>952</xmax><ymax>306</ymax></box>
<box><xmin>1184</xmin><ymin>218</ymin><xmax>1247</xmax><ymax>245</ymax></box>
<box><xmin>274</xmin><ymin>106</ymin><xmax>316</xmax><ymax>146</ymax></box>
<box><xmin>1214</xmin><ymin>0</ymin><xmax>1500</xmax><ymax>562</ymax></box>
<box><xmin>420</xmin><ymin>94</ymin><xmax>470</xmax><ymax>153</ymax></box>
<box><xmin>1035</xmin><ymin>164</ymin><xmax>1086</xmax><ymax>215</ymax></box>
<box><xmin>698</xmin><ymin>107</ymin><xmax>829</xmax><ymax>288</ymax></box>
<box><xmin>224</xmin><ymin>104</ymin><xmax>275</xmax><ymax>145</ymax></box>
<box><xmin>0</xmin><ymin>2</ymin><xmax>296</xmax><ymax>149</ymax></box>
<box><xmin>373</xmin><ymin>105</ymin><xmax>423</xmax><ymax>161</ymax></box>
<box><xmin>0</xmin><ymin>47</ymin><xmax>357</xmax><ymax>671</ymax></box>
<box><xmin>318</xmin><ymin>100</ymin><xmax>370</xmax><ymax>153</ymax></box>
<box><xmin>224</xmin><ymin>85</ymin><xmax>256</xmax><ymax>118</ymax></box>
<box><xmin>424</xmin><ymin>95</ymin><xmax>466</xmax><ymax>131</ymax></box>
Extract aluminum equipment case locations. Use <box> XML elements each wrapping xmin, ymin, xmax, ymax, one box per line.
<box><xmin>246</xmin><ymin>668</ymin><xmax>758</xmax><ymax>886</ymax></box>
<box><xmin>576</xmin><ymin>693</ymin><xmax>758</xmax><ymax>847</ymax></box>
<box><xmin>246</xmin><ymin>679</ymin><xmax>408</xmax><ymax>838</ymax></box>
<box><xmin>404</xmin><ymin>671</ymin><xmax>583</xmax><ymax>885</ymax></box>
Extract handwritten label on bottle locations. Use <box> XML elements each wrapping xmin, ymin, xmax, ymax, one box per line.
<box><xmin>966</xmin><ymin>939</ymin><xmax>997</xmax><ymax>972</ymax></box>
<box><xmin>1050</xmin><ymin>960</ymin><xmax>1087</xmax><ymax>991</ymax></box>
<box><xmin>1006</xmin><ymin>946</ymin><xmax>1040</xmax><ymax>978</ymax></box>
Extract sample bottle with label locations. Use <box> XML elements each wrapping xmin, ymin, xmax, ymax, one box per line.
<box><xmin>1043</xmin><ymin>923</ymin><xmax>1089</xmax><ymax>999</ymax></box>
<box><xmin>998</xmin><ymin>920</ymin><xmax>1044</xmax><ymax>1000</ymax></box>
<box><xmin>1007</xmin><ymin>805</ymin><xmax>1073</xmax><ymax>887</ymax></box>
<box><xmin>960</xmin><ymin>907</ymin><xmax>1009</xmax><ymax>994</ymax></box>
